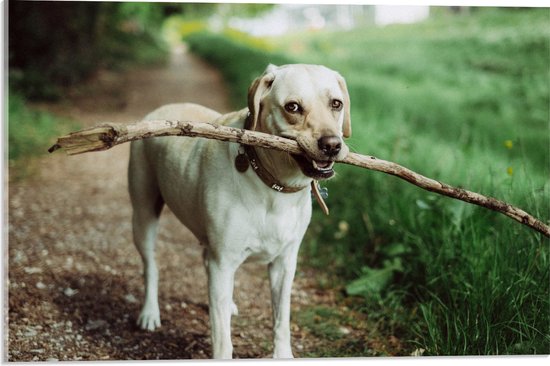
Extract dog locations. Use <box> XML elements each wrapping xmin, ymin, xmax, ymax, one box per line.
<box><xmin>127</xmin><ymin>63</ymin><xmax>352</xmax><ymax>359</ymax></box>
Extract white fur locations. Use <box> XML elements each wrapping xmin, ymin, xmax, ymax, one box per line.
<box><xmin>128</xmin><ymin>64</ymin><xmax>351</xmax><ymax>359</ymax></box>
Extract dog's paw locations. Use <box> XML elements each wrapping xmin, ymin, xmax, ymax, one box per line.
<box><xmin>137</xmin><ymin>307</ymin><xmax>161</xmax><ymax>331</ymax></box>
<box><xmin>231</xmin><ymin>301</ymin><xmax>239</xmax><ymax>316</ymax></box>
<box><xmin>273</xmin><ymin>344</ymin><xmax>294</xmax><ymax>359</ymax></box>
<box><xmin>273</xmin><ymin>349</ymin><xmax>294</xmax><ymax>359</ymax></box>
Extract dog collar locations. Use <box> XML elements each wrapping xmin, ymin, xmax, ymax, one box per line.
<box><xmin>234</xmin><ymin>112</ymin><xmax>308</xmax><ymax>194</ymax></box>
<box><xmin>236</xmin><ymin>144</ymin><xmax>308</xmax><ymax>193</ymax></box>
<box><xmin>234</xmin><ymin>112</ymin><xmax>330</xmax><ymax>214</ymax></box>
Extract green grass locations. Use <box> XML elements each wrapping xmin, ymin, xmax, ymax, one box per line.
<box><xmin>280</xmin><ymin>8</ymin><xmax>550</xmax><ymax>356</ymax></box>
<box><xmin>294</xmin><ymin>306</ymin><xmax>373</xmax><ymax>357</ymax></box>
<box><xmin>185</xmin><ymin>8</ymin><xmax>549</xmax><ymax>356</ymax></box>
<box><xmin>8</xmin><ymin>91</ymin><xmax>79</xmax><ymax>178</ymax></box>
<box><xmin>186</xmin><ymin>31</ymin><xmax>293</xmax><ymax>106</ymax></box>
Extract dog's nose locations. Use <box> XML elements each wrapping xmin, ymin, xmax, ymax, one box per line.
<box><xmin>318</xmin><ymin>136</ymin><xmax>342</xmax><ymax>157</ymax></box>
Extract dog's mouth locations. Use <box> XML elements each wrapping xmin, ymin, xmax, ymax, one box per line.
<box><xmin>291</xmin><ymin>154</ymin><xmax>335</xmax><ymax>180</ymax></box>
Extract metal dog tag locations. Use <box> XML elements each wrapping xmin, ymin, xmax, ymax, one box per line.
<box><xmin>319</xmin><ymin>185</ymin><xmax>329</xmax><ymax>199</ymax></box>
<box><xmin>311</xmin><ymin>182</ymin><xmax>329</xmax><ymax>199</ymax></box>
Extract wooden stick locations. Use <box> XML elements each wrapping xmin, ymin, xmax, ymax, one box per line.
<box><xmin>48</xmin><ymin>120</ymin><xmax>550</xmax><ymax>237</ymax></box>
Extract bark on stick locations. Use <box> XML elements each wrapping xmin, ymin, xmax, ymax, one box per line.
<box><xmin>48</xmin><ymin>120</ymin><xmax>550</xmax><ymax>237</ymax></box>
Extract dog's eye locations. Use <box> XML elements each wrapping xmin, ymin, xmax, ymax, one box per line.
<box><xmin>331</xmin><ymin>99</ymin><xmax>343</xmax><ymax>111</ymax></box>
<box><xmin>284</xmin><ymin>102</ymin><xmax>302</xmax><ymax>114</ymax></box>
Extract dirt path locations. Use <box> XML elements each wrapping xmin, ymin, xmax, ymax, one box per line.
<box><xmin>8</xmin><ymin>47</ymin><xmax>367</xmax><ymax>361</ymax></box>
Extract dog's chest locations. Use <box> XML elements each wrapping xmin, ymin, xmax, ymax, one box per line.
<box><xmin>241</xmin><ymin>196</ymin><xmax>312</xmax><ymax>263</ymax></box>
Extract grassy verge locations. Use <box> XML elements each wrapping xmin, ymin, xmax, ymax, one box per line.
<box><xmin>185</xmin><ymin>8</ymin><xmax>549</xmax><ymax>356</ymax></box>
<box><xmin>279</xmin><ymin>8</ymin><xmax>550</xmax><ymax>356</ymax></box>
<box><xmin>7</xmin><ymin>91</ymin><xmax>80</xmax><ymax>179</ymax></box>
<box><xmin>186</xmin><ymin>31</ymin><xmax>293</xmax><ymax>107</ymax></box>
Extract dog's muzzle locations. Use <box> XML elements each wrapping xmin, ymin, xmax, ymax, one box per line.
<box><xmin>318</xmin><ymin>136</ymin><xmax>342</xmax><ymax>157</ymax></box>
<box><xmin>292</xmin><ymin>135</ymin><xmax>344</xmax><ymax>180</ymax></box>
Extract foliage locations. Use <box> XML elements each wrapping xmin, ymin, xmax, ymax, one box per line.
<box><xmin>8</xmin><ymin>91</ymin><xmax>79</xmax><ymax>177</ymax></box>
<box><xmin>164</xmin><ymin>2</ymin><xmax>273</xmax><ymax>20</ymax></box>
<box><xmin>217</xmin><ymin>3</ymin><xmax>275</xmax><ymax>18</ymax></box>
<box><xmin>186</xmin><ymin>32</ymin><xmax>292</xmax><ymax>107</ymax></box>
<box><xmin>184</xmin><ymin>7</ymin><xmax>549</xmax><ymax>356</ymax></box>
<box><xmin>278</xmin><ymin>7</ymin><xmax>550</xmax><ymax>355</ymax></box>
<box><xmin>294</xmin><ymin>306</ymin><xmax>372</xmax><ymax>357</ymax></box>
<box><xmin>222</xmin><ymin>28</ymin><xmax>276</xmax><ymax>52</ymax></box>
<box><xmin>7</xmin><ymin>1</ymin><xmax>273</xmax><ymax>100</ymax></box>
<box><xmin>8</xmin><ymin>1</ymin><xmax>169</xmax><ymax>100</ymax></box>
<box><xmin>163</xmin><ymin>17</ymin><xmax>208</xmax><ymax>45</ymax></box>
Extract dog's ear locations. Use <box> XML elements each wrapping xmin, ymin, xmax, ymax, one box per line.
<box><xmin>266</xmin><ymin>63</ymin><xmax>278</xmax><ymax>73</ymax></box>
<box><xmin>247</xmin><ymin>67</ymin><xmax>276</xmax><ymax>131</ymax></box>
<box><xmin>336</xmin><ymin>73</ymin><xmax>352</xmax><ymax>138</ymax></box>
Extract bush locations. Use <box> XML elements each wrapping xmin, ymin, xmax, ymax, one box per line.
<box><xmin>8</xmin><ymin>2</ymin><xmax>168</xmax><ymax>100</ymax></box>
<box><xmin>8</xmin><ymin>91</ymin><xmax>79</xmax><ymax>176</ymax></box>
<box><xmin>185</xmin><ymin>31</ymin><xmax>293</xmax><ymax>106</ymax></box>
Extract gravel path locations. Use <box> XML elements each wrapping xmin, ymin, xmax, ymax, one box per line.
<box><xmin>7</xmin><ymin>47</ymin><xmax>358</xmax><ymax>361</ymax></box>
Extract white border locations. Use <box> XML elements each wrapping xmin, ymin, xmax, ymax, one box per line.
<box><xmin>3</xmin><ymin>0</ymin><xmax>549</xmax><ymax>365</ymax></box>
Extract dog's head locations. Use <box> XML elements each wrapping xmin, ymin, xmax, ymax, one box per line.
<box><xmin>247</xmin><ymin>64</ymin><xmax>352</xmax><ymax>180</ymax></box>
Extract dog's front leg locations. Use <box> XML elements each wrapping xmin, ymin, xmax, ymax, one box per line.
<box><xmin>269</xmin><ymin>244</ymin><xmax>300</xmax><ymax>359</ymax></box>
<box><xmin>206</xmin><ymin>256</ymin><xmax>238</xmax><ymax>359</ymax></box>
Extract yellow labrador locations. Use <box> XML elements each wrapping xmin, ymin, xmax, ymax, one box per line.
<box><xmin>128</xmin><ymin>64</ymin><xmax>351</xmax><ymax>359</ymax></box>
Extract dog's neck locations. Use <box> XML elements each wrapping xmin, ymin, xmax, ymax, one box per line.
<box><xmin>254</xmin><ymin>147</ymin><xmax>312</xmax><ymax>189</ymax></box>
<box><xmin>243</xmin><ymin>113</ymin><xmax>312</xmax><ymax>192</ymax></box>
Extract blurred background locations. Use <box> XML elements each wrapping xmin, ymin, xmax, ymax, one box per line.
<box><xmin>8</xmin><ymin>1</ymin><xmax>549</xmax><ymax>357</ymax></box>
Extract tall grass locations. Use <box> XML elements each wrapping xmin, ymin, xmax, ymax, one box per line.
<box><xmin>185</xmin><ymin>8</ymin><xmax>549</xmax><ymax>355</ymax></box>
<box><xmin>186</xmin><ymin>31</ymin><xmax>292</xmax><ymax>106</ymax></box>
<box><xmin>8</xmin><ymin>91</ymin><xmax>79</xmax><ymax>178</ymax></box>
<box><xmin>279</xmin><ymin>8</ymin><xmax>550</xmax><ymax>355</ymax></box>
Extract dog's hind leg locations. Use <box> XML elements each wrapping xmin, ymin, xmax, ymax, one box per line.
<box><xmin>129</xmin><ymin>141</ymin><xmax>165</xmax><ymax>331</ymax></box>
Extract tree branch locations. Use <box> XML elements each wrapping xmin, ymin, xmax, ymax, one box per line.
<box><xmin>48</xmin><ymin>120</ymin><xmax>550</xmax><ymax>237</ymax></box>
